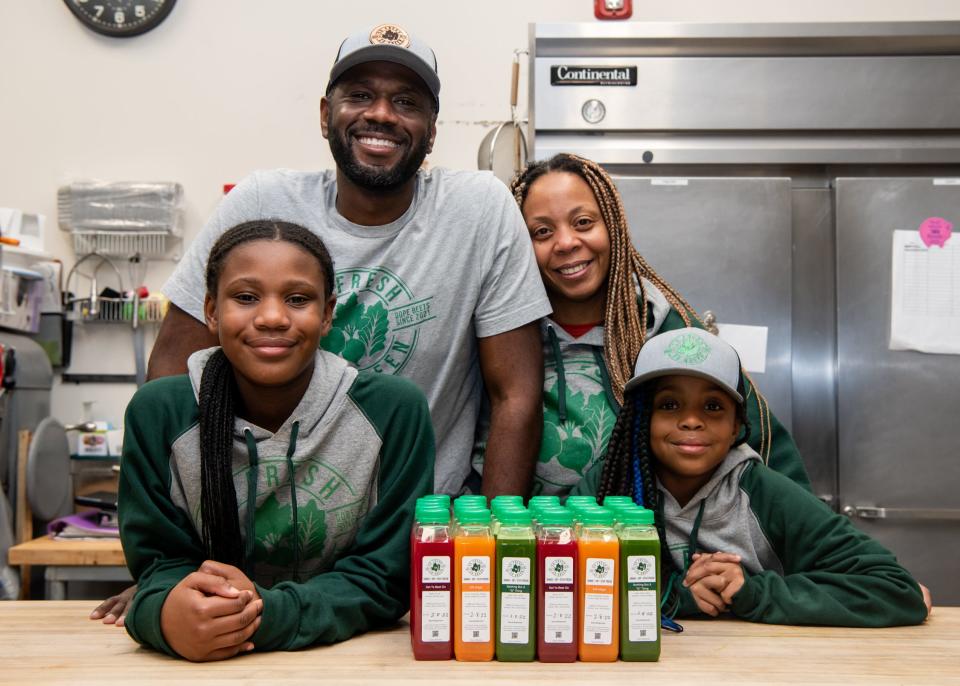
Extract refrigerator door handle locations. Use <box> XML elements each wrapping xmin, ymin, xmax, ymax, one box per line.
<box><xmin>842</xmin><ymin>506</ymin><xmax>960</xmax><ymax>521</ymax></box>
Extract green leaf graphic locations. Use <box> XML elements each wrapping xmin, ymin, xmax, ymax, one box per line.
<box><xmin>296</xmin><ymin>500</ymin><xmax>327</xmax><ymax>561</ymax></box>
<box><xmin>254</xmin><ymin>493</ymin><xmax>294</xmax><ymax>566</ymax></box>
<box><xmin>321</xmin><ymin>293</ymin><xmax>368</xmax><ymax>363</ymax></box>
<box><xmin>360</xmin><ymin>302</ymin><xmax>389</xmax><ymax>359</ymax></box>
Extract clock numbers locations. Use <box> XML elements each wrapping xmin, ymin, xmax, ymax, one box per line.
<box><xmin>65</xmin><ymin>0</ymin><xmax>176</xmax><ymax>37</ymax></box>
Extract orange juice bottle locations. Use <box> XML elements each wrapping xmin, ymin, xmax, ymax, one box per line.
<box><xmin>454</xmin><ymin>508</ymin><xmax>495</xmax><ymax>661</ymax></box>
<box><xmin>578</xmin><ymin>508</ymin><xmax>619</xmax><ymax>662</ymax></box>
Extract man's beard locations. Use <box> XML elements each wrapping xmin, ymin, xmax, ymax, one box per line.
<box><xmin>328</xmin><ymin>121</ymin><xmax>430</xmax><ymax>192</ymax></box>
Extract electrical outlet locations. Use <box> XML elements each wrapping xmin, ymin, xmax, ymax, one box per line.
<box><xmin>594</xmin><ymin>0</ymin><xmax>632</xmax><ymax>20</ymax></box>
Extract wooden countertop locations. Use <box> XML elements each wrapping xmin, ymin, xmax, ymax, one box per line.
<box><xmin>7</xmin><ymin>536</ymin><xmax>125</xmax><ymax>566</ymax></box>
<box><xmin>0</xmin><ymin>602</ymin><xmax>956</xmax><ymax>685</ymax></box>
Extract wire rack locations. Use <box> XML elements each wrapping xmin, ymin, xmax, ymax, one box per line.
<box><xmin>71</xmin><ymin>231</ymin><xmax>171</xmax><ymax>257</ymax></box>
<box><xmin>68</xmin><ymin>296</ymin><xmax>167</xmax><ymax>323</ymax></box>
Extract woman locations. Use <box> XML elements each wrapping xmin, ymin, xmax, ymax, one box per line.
<box><xmin>474</xmin><ymin>153</ymin><xmax>810</xmax><ymax>497</ymax></box>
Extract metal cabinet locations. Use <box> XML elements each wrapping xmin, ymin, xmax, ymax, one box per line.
<box><xmin>835</xmin><ymin>177</ymin><xmax>960</xmax><ymax>603</ymax></box>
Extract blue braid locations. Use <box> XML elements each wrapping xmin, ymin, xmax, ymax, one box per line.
<box><xmin>631</xmin><ymin>397</ymin><xmax>645</xmax><ymax>508</ymax></box>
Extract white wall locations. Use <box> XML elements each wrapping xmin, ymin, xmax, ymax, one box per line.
<box><xmin>2</xmin><ymin>0</ymin><xmax>959</xmax><ymax>428</ymax></box>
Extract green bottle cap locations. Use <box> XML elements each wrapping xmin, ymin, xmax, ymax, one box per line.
<box><xmin>498</xmin><ymin>509</ymin><xmax>533</xmax><ymax>526</ymax></box>
<box><xmin>619</xmin><ymin>508</ymin><xmax>655</xmax><ymax>526</ymax></box>
<box><xmin>491</xmin><ymin>495</ymin><xmax>524</xmax><ymax>505</ymax></box>
<box><xmin>566</xmin><ymin>495</ymin><xmax>599</xmax><ymax>506</ymax></box>
<box><xmin>457</xmin><ymin>508</ymin><xmax>492</xmax><ymax>525</ymax></box>
<box><xmin>529</xmin><ymin>495</ymin><xmax>561</xmax><ymax>506</ymax></box>
<box><xmin>456</xmin><ymin>494</ymin><xmax>488</xmax><ymax>506</ymax></box>
<box><xmin>416</xmin><ymin>508</ymin><xmax>451</xmax><ymax>525</ymax></box>
<box><xmin>603</xmin><ymin>495</ymin><xmax>635</xmax><ymax>506</ymax></box>
<box><xmin>418</xmin><ymin>494</ymin><xmax>451</xmax><ymax>507</ymax></box>
<box><xmin>537</xmin><ymin>509</ymin><xmax>574</xmax><ymax>527</ymax></box>
<box><xmin>580</xmin><ymin>508</ymin><xmax>615</xmax><ymax>526</ymax></box>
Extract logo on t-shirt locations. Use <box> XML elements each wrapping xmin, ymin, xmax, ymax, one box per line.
<box><xmin>321</xmin><ymin>266</ymin><xmax>435</xmax><ymax>374</ymax></box>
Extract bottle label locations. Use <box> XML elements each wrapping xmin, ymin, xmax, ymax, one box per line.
<box><xmin>500</xmin><ymin>556</ymin><xmax>531</xmax><ymax>644</ymax></box>
<box><xmin>500</xmin><ymin>592</ymin><xmax>530</xmax><ymax>644</ymax></box>
<box><xmin>544</xmin><ymin>556</ymin><xmax>574</xmax><ymax>585</ymax></box>
<box><xmin>583</xmin><ymin>592</ymin><xmax>614</xmax><ymax>644</ymax></box>
<box><xmin>626</xmin><ymin>554</ymin><xmax>658</xmax><ymax>643</ymax></box>
<box><xmin>421</xmin><ymin>590</ymin><xmax>450</xmax><ymax>643</ymax></box>
<box><xmin>422</xmin><ymin>555</ymin><xmax>451</xmax><ymax>584</ymax></box>
<box><xmin>460</xmin><ymin>554</ymin><xmax>491</xmax><ymax>643</ymax></box>
<box><xmin>585</xmin><ymin>557</ymin><xmax>615</xmax><ymax>586</ymax></box>
<box><xmin>461</xmin><ymin>591</ymin><xmax>491</xmax><ymax>642</ymax></box>
<box><xmin>627</xmin><ymin>590</ymin><xmax>658</xmax><ymax>642</ymax></box>
<box><xmin>544</xmin><ymin>591</ymin><xmax>574</xmax><ymax>644</ymax></box>
<box><xmin>461</xmin><ymin>555</ymin><xmax>490</xmax><ymax>584</ymax></box>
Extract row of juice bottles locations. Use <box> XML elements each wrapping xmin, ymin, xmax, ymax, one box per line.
<box><xmin>410</xmin><ymin>493</ymin><xmax>661</xmax><ymax>662</ymax></box>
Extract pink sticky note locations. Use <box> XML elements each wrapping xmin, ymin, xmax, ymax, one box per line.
<box><xmin>919</xmin><ymin>217</ymin><xmax>953</xmax><ymax>248</ymax></box>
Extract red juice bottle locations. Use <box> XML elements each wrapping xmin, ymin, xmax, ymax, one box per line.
<box><xmin>536</xmin><ymin>509</ymin><xmax>578</xmax><ymax>662</ymax></box>
<box><xmin>411</xmin><ymin>507</ymin><xmax>454</xmax><ymax>660</ymax></box>
<box><xmin>409</xmin><ymin>497</ymin><xmax>450</xmax><ymax>643</ymax></box>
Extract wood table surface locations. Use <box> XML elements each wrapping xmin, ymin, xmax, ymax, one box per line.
<box><xmin>7</xmin><ymin>537</ymin><xmax>125</xmax><ymax>566</ymax></box>
<box><xmin>0</xmin><ymin>602</ymin><xmax>956</xmax><ymax>685</ymax></box>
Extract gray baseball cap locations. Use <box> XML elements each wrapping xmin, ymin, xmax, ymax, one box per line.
<box><xmin>326</xmin><ymin>24</ymin><xmax>440</xmax><ymax>110</ymax></box>
<box><xmin>624</xmin><ymin>327</ymin><xmax>744</xmax><ymax>404</ymax></box>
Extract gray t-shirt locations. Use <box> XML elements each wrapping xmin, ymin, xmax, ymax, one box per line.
<box><xmin>163</xmin><ymin>167</ymin><xmax>551</xmax><ymax>494</ymax></box>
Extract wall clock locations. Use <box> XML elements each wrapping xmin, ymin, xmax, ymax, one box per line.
<box><xmin>63</xmin><ymin>0</ymin><xmax>176</xmax><ymax>38</ymax></box>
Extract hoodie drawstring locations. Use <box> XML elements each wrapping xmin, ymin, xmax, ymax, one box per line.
<box><xmin>546</xmin><ymin>325</ymin><xmax>567</xmax><ymax>424</ymax></box>
<box><xmin>657</xmin><ymin>495</ymin><xmax>706</xmax><ymax>631</ymax></box>
<box><xmin>243</xmin><ymin>429</ymin><xmax>259</xmax><ymax>577</ymax></box>
<box><xmin>592</xmin><ymin>348</ymin><xmax>621</xmax><ymax>417</ymax></box>
<box><xmin>285</xmin><ymin>421</ymin><xmax>301</xmax><ymax>583</ymax></box>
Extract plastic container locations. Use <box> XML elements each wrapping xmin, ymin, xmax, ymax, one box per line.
<box><xmin>454</xmin><ymin>509</ymin><xmax>495</xmax><ymax>661</ymax></box>
<box><xmin>495</xmin><ymin>509</ymin><xmax>536</xmax><ymax>662</ymax></box>
<box><xmin>411</xmin><ymin>507</ymin><xmax>454</xmax><ymax>660</ymax></box>
<box><xmin>536</xmin><ymin>509</ymin><xmax>578</xmax><ymax>662</ymax></box>
<box><xmin>618</xmin><ymin>508</ymin><xmax>661</xmax><ymax>661</ymax></box>
<box><xmin>577</xmin><ymin>508</ymin><xmax>619</xmax><ymax>662</ymax></box>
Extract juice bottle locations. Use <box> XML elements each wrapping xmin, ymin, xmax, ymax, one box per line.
<box><xmin>618</xmin><ymin>508</ymin><xmax>661</xmax><ymax>661</ymax></box>
<box><xmin>496</xmin><ymin>509</ymin><xmax>536</xmax><ymax>662</ymax></box>
<box><xmin>577</xmin><ymin>508</ymin><xmax>619</xmax><ymax>662</ymax></box>
<box><xmin>454</xmin><ymin>509</ymin><xmax>495</xmax><ymax>661</ymax></box>
<box><xmin>410</xmin><ymin>502</ymin><xmax>449</xmax><ymax>640</ymax></box>
<box><xmin>536</xmin><ymin>508</ymin><xmax>578</xmax><ymax>662</ymax></box>
<box><xmin>411</xmin><ymin>507</ymin><xmax>454</xmax><ymax>660</ymax></box>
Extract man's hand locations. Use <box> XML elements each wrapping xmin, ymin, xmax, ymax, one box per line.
<box><xmin>683</xmin><ymin>552</ymin><xmax>745</xmax><ymax>616</ymax></box>
<box><xmin>160</xmin><ymin>571</ymin><xmax>262</xmax><ymax>662</ymax></box>
<box><xmin>90</xmin><ymin>585</ymin><xmax>138</xmax><ymax>627</ymax></box>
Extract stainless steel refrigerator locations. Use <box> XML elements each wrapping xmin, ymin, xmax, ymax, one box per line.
<box><xmin>531</xmin><ymin>21</ymin><xmax>960</xmax><ymax>602</ymax></box>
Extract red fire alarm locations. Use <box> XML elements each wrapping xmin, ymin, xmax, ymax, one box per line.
<box><xmin>594</xmin><ymin>0</ymin><xmax>632</xmax><ymax>20</ymax></box>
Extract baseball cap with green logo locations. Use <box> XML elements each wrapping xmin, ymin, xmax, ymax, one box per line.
<box><xmin>326</xmin><ymin>23</ymin><xmax>440</xmax><ymax>110</ymax></box>
<box><xmin>624</xmin><ymin>327</ymin><xmax>744</xmax><ymax>404</ymax></box>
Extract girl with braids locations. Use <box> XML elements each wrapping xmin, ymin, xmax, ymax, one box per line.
<box><xmin>574</xmin><ymin>326</ymin><xmax>927</xmax><ymax>627</ymax></box>
<box><xmin>118</xmin><ymin>220</ymin><xmax>434</xmax><ymax>661</ymax></box>
<box><xmin>474</xmin><ymin>152</ymin><xmax>810</xmax><ymax>496</ymax></box>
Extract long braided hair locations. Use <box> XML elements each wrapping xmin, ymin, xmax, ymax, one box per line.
<box><xmin>510</xmin><ymin>154</ymin><xmax>703</xmax><ymax>405</ymax></box>
<box><xmin>199</xmin><ymin>220</ymin><xmax>334</xmax><ymax>566</ymax></box>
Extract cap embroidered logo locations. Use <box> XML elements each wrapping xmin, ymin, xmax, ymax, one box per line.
<box><xmin>369</xmin><ymin>24</ymin><xmax>411</xmax><ymax>48</ymax></box>
<box><xmin>665</xmin><ymin>333</ymin><xmax>711</xmax><ymax>365</ymax></box>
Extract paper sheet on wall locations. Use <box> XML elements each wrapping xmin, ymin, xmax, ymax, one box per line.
<box><xmin>716</xmin><ymin>323</ymin><xmax>767</xmax><ymax>373</ymax></box>
<box><xmin>890</xmin><ymin>230</ymin><xmax>960</xmax><ymax>354</ymax></box>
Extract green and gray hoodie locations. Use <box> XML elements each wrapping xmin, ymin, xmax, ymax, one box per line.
<box><xmin>474</xmin><ymin>279</ymin><xmax>812</xmax><ymax>496</ymax></box>
<box><xmin>574</xmin><ymin>444</ymin><xmax>926</xmax><ymax>627</ymax></box>
<box><xmin>119</xmin><ymin>348</ymin><xmax>435</xmax><ymax>655</ymax></box>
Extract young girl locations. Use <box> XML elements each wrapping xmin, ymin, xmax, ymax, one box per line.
<box><xmin>474</xmin><ymin>153</ymin><xmax>809</xmax><ymax>496</ymax></box>
<box><xmin>574</xmin><ymin>326</ymin><xmax>927</xmax><ymax>627</ymax></box>
<box><xmin>118</xmin><ymin>220</ymin><xmax>435</xmax><ymax>661</ymax></box>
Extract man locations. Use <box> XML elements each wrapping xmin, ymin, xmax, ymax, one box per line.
<box><xmin>94</xmin><ymin>23</ymin><xmax>550</xmax><ymax>626</ymax></box>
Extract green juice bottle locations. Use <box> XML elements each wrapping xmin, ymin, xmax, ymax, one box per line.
<box><xmin>618</xmin><ymin>508</ymin><xmax>661</xmax><ymax>661</ymax></box>
<box><xmin>495</xmin><ymin>509</ymin><xmax>536</xmax><ymax>662</ymax></box>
